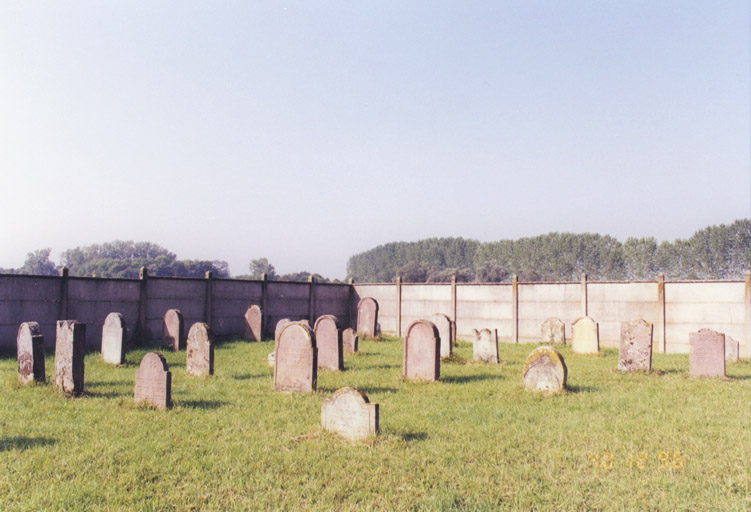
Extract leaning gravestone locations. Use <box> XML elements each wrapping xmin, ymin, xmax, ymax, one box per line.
<box><xmin>473</xmin><ymin>328</ymin><xmax>499</xmax><ymax>363</ymax></box>
<box><xmin>689</xmin><ymin>328</ymin><xmax>725</xmax><ymax>378</ymax></box>
<box><xmin>101</xmin><ymin>312</ymin><xmax>127</xmax><ymax>365</ymax></box>
<box><xmin>617</xmin><ymin>319</ymin><xmax>653</xmax><ymax>372</ymax></box>
<box><xmin>541</xmin><ymin>317</ymin><xmax>566</xmax><ymax>345</ymax></box>
<box><xmin>725</xmin><ymin>336</ymin><xmax>739</xmax><ymax>363</ymax></box>
<box><xmin>314</xmin><ymin>315</ymin><xmax>343</xmax><ymax>371</ymax></box>
<box><xmin>342</xmin><ymin>328</ymin><xmax>359</xmax><ymax>354</ymax></box>
<box><xmin>186</xmin><ymin>323</ymin><xmax>214</xmax><ymax>376</ymax></box>
<box><xmin>321</xmin><ymin>387</ymin><xmax>379</xmax><ymax>441</ymax></box>
<box><xmin>54</xmin><ymin>320</ymin><xmax>86</xmax><ymax>395</ymax></box>
<box><xmin>431</xmin><ymin>313</ymin><xmax>453</xmax><ymax>358</ymax></box>
<box><xmin>163</xmin><ymin>309</ymin><xmax>185</xmax><ymax>352</ymax></box>
<box><xmin>17</xmin><ymin>321</ymin><xmax>45</xmax><ymax>384</ymax></box>
<box><xmin>244</xmin><ymin>305</ymin><xmax>262</xmax><ymax>342</ymax></box>
<box><xmin>523</xmin><ymin>346</ymin><xmax>567</xmax><ymax>393</ymax></box>
<box><xmin>134</xmin><ymin>352</ymin><xmax>171</xmax><ymax>409</ymax></box>
<box><xmin>274</xmin><ymin>322</ymin><xmax>317</xmax><ymax>392</ymax></box>
<box><xmin>356</xmin><ymin>297</ymin><xmax>379</xmax><ymax>339</ymax></box>
<box><xmin>571</xmin><ymin>317</ymin><xmax>599</xmax><ymax>354</ymax></box>
<box><xmin>403</xmin><ymin>320</ymin><xmax>440</xmax><ymax>381</ymax></box>
<box><xmin>274</xmin><ymin>318</ymin><xmax>292</xmax><ymax>345</ymax></box>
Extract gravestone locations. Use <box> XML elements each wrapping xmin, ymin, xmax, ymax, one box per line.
<box><xmin>274</xmin><ymin>322</ymin><xmax>317</xmax><ymax>392</ymax></box>
<box><xmin>134</xmin><ymin>352</ymin><xmax>171</xmax><ymax>409</ymax></box>
<box><xmin>274</xmin><ymin>318</ymin><xmax>292</xmax><ymax>345</ymax></box>
<box><xmin>101</xmin><ymin>312</ymin><xmax>126</xmax><ymax>365</ymax></box>
<box><xmin>473</xmin><ymin>328</ymin><xmax>499</xmax><ymax>363</ymax></box>
<box><xmin>163</xmin><ymin>309</ymin><xmax>185</xmax><ymax>352</ymax></box>
<box><xmin>186</xmin><ymin>323</ymin><xmax>214</xmax><ymax>377</ymax></box>
<box><xmin>54</xmin><ymin>320</ymin><xmax>86</xmax><ymax>395</ymax></box>
<box><xmin>541</xmin><ymin>317</ymin><xmax>566</xmax><ymax>345</ymax></box>
<box><xmin>17</xmin><ymin>321</ymin><xmax>45</xmax><ymax>384</ymax></box>
<box><xmin>267</xmin><ymin>351</ymin><xmax>276</xmax><ymax>367</ymax></box>
<box><xmin>523</xmin><ymin>346</ymin><xmax>567</xmax><ymax>393</ymax></box>
<box><xmin>314</xmin><ymin>315</ymin><xmax>343</xmax><ymax>371</ymax></box>
<box><xmin>244</xmin><ymin>305</ymin><xmax>262</xmax><ymax>342</ymax></box>
<box><xmin>431</xmin><ymin>313</ymin><xmax>453</xmax><ymax>358</ymax></box>
<box><xmin>321</xmin><ymin>387</ymin><xmax>379</xmax><ymax>441</ymax></box>
<box><xmin>571</xmin><ymin>317</ymin><xmax>599</xmax><ymax>354</ymax></box>
<box><xmin>342</xmin><ymin>328</ymin><xmax>359</xmax><ymax>354</ymax></box>
<box><xmin>725</xmin><ymin>336</ymin><xmax>739</xmax><ymax>363</ymax></box>
<box><xmin>689</xmin><ymin>328</ymin><xmax>725</xmax><ymax>378</ymax></box>
<box><xmin>472</xmin><ymin>329</ymin><xmax>480</xmax><ymax>343</ymax></box>
<box><xmin>403</xmin><ymin>320</ymin><xmax>440</xmax><ymax>381</ymax></box>
<box><xmin>356</xmin><ymin>297</ymin><xmax>379</xmax><ymax>339</ymax></box>
<box><xmin>617</xmin><ymin>319</ymin><xmax>653</xmax><ymax>372</ymax></box>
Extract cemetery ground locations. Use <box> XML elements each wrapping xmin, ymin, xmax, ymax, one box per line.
<box><xmin>1</xmin><ymin>338</ymin><xmax>751</xmax><ymax>511</ymax></box>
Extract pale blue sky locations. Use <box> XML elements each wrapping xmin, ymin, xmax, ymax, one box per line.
<box><xmin>1</xmin><ymin>1</ymin><xmax>749</xmax><ymax>279</ymax></box>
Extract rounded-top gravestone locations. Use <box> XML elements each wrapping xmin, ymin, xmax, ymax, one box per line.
<box><xmin>274</xmin><ymin>322</ymin><xmax>317</xmax><ymax>392</ymax></box>
<box><xmin>356</xmin><ymin>297</ymin><xmax>379</xmax><ymax>339</ymax></box>
<box><xmin>186</xmin><ymin>322</ymin><xmax>214</xmax><ymax>377</ymax></box>
<box><xmin>571</xmin><ymin>316</ymin><xmax>599</xmax><ymax>354</ymax></box>
<box><xmin>431</xmin><ymin>313</ymin><xmax>453</xmax><ymax>358</ymax></box>
<box><xmin>244</xmin><ymin>305</ymin><xmax>262</xmax><ymax>342</ymax></box>
<box><xmin>17</xmin><ymin>321</ymin><xmax>45</xmax><ymax>384</ymax></box>
<box><xmin>101</xmin><ymin>312</ymin><xmax>127</xmax><ymax>365</ymax></box>
<box><xmin>314</xmin><ymin>315</ymin><xmax>343</xmax><ymax>371</ymax></box>
<box><xmin>321</xmin><ymin>387</ymin><xmax>379</xmax><ymax>441</ymax></box>
<box><xmin>163</xmin><ymin>309</ymin><xmax>185</xmax><ymax>352</ymax></box>
<box><xmin>403</xmin><ymin>319</ymin><xmax>440</xmax><ymax>381</ymax></box>
<box><xmin>134</xmin><ymin>352</ymin><xmax>171</xmax><ymax>409</ymax></box>
<box><xmin>523</xmin><ymin>346</ymin><xmax>567</xmax><ymax>393</ymax></box>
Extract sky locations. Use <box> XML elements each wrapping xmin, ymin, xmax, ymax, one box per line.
<box><xmin>0</xmin><ymin>1</ymin><xmax>749</xmax><ymax>279</ymax></box>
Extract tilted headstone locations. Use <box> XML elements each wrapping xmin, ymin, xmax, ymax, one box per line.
<box><xmin>186</xmin><ymin>323</ymin><xmax>214</xmax><ymax>377</ymax></box>
<box><xmin>163</xmin><ymin>309</ymin><xmax>185</xmax><ymax>352</ymax></box>
<box><xmin>274</xmin><ymin>322</ymin><xmax>317</xmax><ymax>392</ymax></box>
<box><xmin>17</xmin><ymin>321</ymin><xmax>45</xmax><ymax>384</ymax></box>
<box><xmin>523</xmin><ymin>346</ymin><xmax>567</xmax><ymax>393</ymax></box>
<box><xmin>101</xmin><ymin>312</ymin><xmax>126</xmax><ymax>365</ymax></box>
<box><xmin>314</xmin><ymin>315</ymin><xmax>343</xmax><ymax>371</ymax></box>
<box><xmin>617</xmin><ymin>319</ymin><xmax>653</xmax><ymax>372</ymax></box>
<box><xmin>689</xmin><ymin>328</ymin><xmax>725</xmax><ymax>378</ymax></box>
<box><xmin>403</xmin><ymin>320</ymin><xmax>440</xmax><ymax>381</ymax></box>
<box><xmin>134</xmin><ymin>352</ymin><xmax>171</xmax><ymax>409</ymax></box>
<box><xmin>725</xmin><ymin>336</ymin><xmax>739</xmax><ymax>363</ymax></box>
<box><xmin>342</xmin><ymin>328</ymin><xmax>359</xmax><ymax>354</ymax></box>
<box><xmin>571</xmin><ymin>317</ymin><xmax>599</xmax><ymax>354</ymax></box>
<box><xmin>54</xmin><ymin>320</ymin><xmax>86</xmax><ymax>395</ymax></box>
<box><xmin>244</xmin><ymin>305</ymin><xmax>263</xmax><ymax>342</ymax></box>
<box><xmin>274</xmin><ymin>318</ymin><xmax>292</xmax><ymax>346</ymax></box>
<box><xmin>356</xmin><ymin>297</ymin><xmax>379</xmax><ymax>339</ymax></box>
<box><xmin>431</xmin><ymin>313</ymin><xmax>453</xmax><ymax>358</ymax></box>
<box><xmin>321</xmin><ymin>387</ymin><xmax>379</xmax><ymax>441</ymax></box>
<box><xmin>473</xmin><ymin>328</ymin><xmax>499</xmax><ymax>363</ymax></box>
<box><xmin>541</xmin><ymin>317</ymin><xmax>566</xmax><ymax>345</ymax></box>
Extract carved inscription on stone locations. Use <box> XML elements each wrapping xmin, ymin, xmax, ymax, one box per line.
<box><xmin>432</xmin><ymin>314</ymin><xmax>453</xmax><ymax>358</ymax></box>
<box><xmin>54</xmin><ymin>320</ymin><xmax>85</xmax><ymax>395</ymax></box>
<box><xmin>314</xmin><ymin>315</ymin><xmax>343</xmax><ymax>371</ymax></box>
<box><xmin>617</xmin><ymin>319</ymin><xmax>653</xmax><ymax>372</ymax></box>
<box><xmin>342</xmin><ymin>328</ymin><xmax>359</xmax><ymax>354</ymax></box>
<box><xmin>689</xmin><ymin>328</ymin><xmax>725</xmax><ymax>378</ymax></box>
<box><xmin>356</xmin><ymin>297</ymin><xmax>379</xmax><ymax>339</ymax></box>
<box><xmin>163</xmin><ymin>309</ymin><xmax>185</xmax><ymax>352</ymax></box>
<box><xmin>571</xmin><ymin>317</ymin><xmax>599</xmax><ymax>354</ymax></box>
<box><xmin>186</xmin><ymin>323</ymin><xmax>214</xmax><ymax>377</ymax></box>
<box><xmin>134</xmin><ymin>352</ymin><xmax>171</xmax><ymax>409</ymax></box>
<box><xmin>473</xmin><ymin>328</ymin><xmax>499</xmax><ymax>363</ymax></box>
<box><xmin>274</xmin><ymin>322</ymin><xmax>317</xmax><ymax>392</ymax></box>
<box><xmin>17</xmin><ymin>321</ymin><xmax>45</xmax><ymax>384</ymax></box>
<box><xmin>244</xmin><ymin>305</ymin><xmax>263</xmax><ymax>342</ymax></box>
<box><xmin>403</xmin><ymin>320</ymin><xmax>440</xmax><ymax>381</ymax></box>
<box><xmin>101</xmin><ymin>312</ymin><xmax>126</xmax><ymax>365</ymax></box>
<box><xmin>541</xmin><ymin>317</ymin><xmax>565</xmax><ymax>345</ymax></box>
<box><xmin>321</xmin><ymin>387</ymin><xmax>379</xmax><ymax>441</ymax></box>
<box><xmin>523</xmin><ymin>346</ymin><xmax>567</xmax><ymax>393</ymax></box>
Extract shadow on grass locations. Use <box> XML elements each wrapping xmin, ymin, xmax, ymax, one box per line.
<box><xmin>566</xmin><ymin>385</ymin><xmax>599</xmax><ymax>393</ymax></box>
<box><xmin>399</xmin><ymin>432</ymin><xmax>428</xmax><ymax>442</ymax></box>
<box><xmin>0</xmin><ymin>437</ymin><xmax>56</xmax><ymax>452</ymax></box>
<box><xmin>86</xmin><ymin>380</ymin><xmax>127</xmax><ymax>387</ymax></box>
<box><xmin>441</xmin><ymin>374</ymin><xmax>502</xmax><ymax>384</ymax></box>
<box><xmin>231</xmin><ymin>373</ymin><xmax>268</xmax><ymax>381</ymax></box>
<box><xmin>178</xmin><ymin>400</ymin><xmax>227</xmax><ymax>410</ymax></box>
<box><xmin>357</xmin><ymin>387</ymin><xmax>399</xmax><ymax>394</ymax></box>
<box><xmin>365</xmin><ymin>364</ymin><xmax>400</xmax><ymax>370</ymax></box>
<box><xmin>84</xmin><ymin>390</ymin><xmax>129</xmax><ymax>399</ymax></box>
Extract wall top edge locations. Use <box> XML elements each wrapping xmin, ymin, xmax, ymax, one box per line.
<box><xmin>0</xmin><ymin>273</ymin><xmax>352</xmax><ymax>286</ymax></box>
<box><xmin>354</xmin><ymin>279</ymin><xmax>747</xmax><ymax>286</ymax></box>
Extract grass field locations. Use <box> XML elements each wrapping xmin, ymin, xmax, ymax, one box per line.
<box><xmin>1</xmin><ymin>335</ymin><xmax>750</xmax><ymax>511</ymax></box>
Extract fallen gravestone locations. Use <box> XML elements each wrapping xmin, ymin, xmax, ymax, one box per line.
<box><xmin>186</xmin><ymin>323</ymin><xmax>214</xmax><ymax>377</ymax></box>
<box><xmin>473</xmin><ymin>328</ymin><xmax>499</xmax><ymax>363</ymax></box>
<box><xmin>55</xmin><ymin>320</ymin><xmax>86</xmax><ymax>395</ymax></box>
<box><xmin>321</xmin><ymin>387</ymin><xmax>379</xmax><ymax>441</ymax></box>
<box><xmin>244</xmin><ymin>305</ymin><xmax>263</xmax><ymax>342</ymax></box>
<box><xmin>163</xmin><ymin>309</ymin><xmax>185</xmax><ymax>352</ymax></box>
<box><xmin>356</xmin><ymin>297</ymin><xmax>379</xmax><ymax>339</ymax></box>
<box><xmin>689</xmin><ymin>328</ymin><xmax>725</xmax><ymax>378</ymax></box>
<box><xmin>725</xmin><ymin>336</ymin><xmax>739</xmax><ymax>363</ymax></box>
<box><xmin>314</xmin><ymin>315</ymin><xmax>343</xmax><ymax>371</ymax></box>
<box><xmin>342</xmin><ymin>328</ymin><xmax>359</xmax><ymax>354</ymax></box>
<box><xmin>101</xmin><ymin>312</ymin><xmax>126</xmax><ymax>365</ymax></box>
<box><xmin>134</xmin><ymin>352</ymin><xmax>171</xmax><ymax>409</ymax></box>
<box><xmin>403</xmin><ymin>320</ymin><xmax>440</xmax><ymax>381</ymax></box>
<box><xmin>541</xmin><ymin>317</ymin><xmax>565</xmax><ymax>345</ymax></box>
<box><xmin>274</xmin><ymin>322</ymin><xmax>317</xmax><ymax>392</ymax></box>
<box><xmin>571</xmin><ymin>317</ymin><xmax>599</xmax><ymax>354</ymax></box>
<box><xmin>17</xmin><ymin>321</ymin><xmax>45</xmax><ymax>384</ymax></box>
<box><xmin>523</xmin><ymin>346</ymin><xmax>567</xmax><ymax>393</ymax></box>
<box><xmin>432</xmin><ymin>313</ymin><xmax>453</xmax><ymax>358</ymax></box>
<box><xmin>617</xmin><ymin>319</ymin><xmax>653</xmax><ymax>372</ymax></box>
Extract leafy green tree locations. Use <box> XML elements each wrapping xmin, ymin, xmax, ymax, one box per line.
<box><xmin>18</xmin><ymin>248</ymin><xmax>58</xmax><ymax>276</ymax></box>
<box><xmin>247</xmin><ymin>258</ymin><xmax>278</xmax><ymax>280</ymax></box>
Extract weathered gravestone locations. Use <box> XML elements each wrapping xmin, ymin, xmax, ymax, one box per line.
<box><xmin>523</xmin><ymin>346</ymin><xmax>567</xmax><ymax>393</ymax></box>
<box><xmin>274</xmin><ymin>318</ymin><xmax>292</xmax><ymax>345</ymax></box>
<box><xmin>163</xmin><ymin>309</ymin><xmax>185</xmax><ymax>352</ymax></box>
<box><xmin>473</xmin><ymin>328</ymin><xmax>499</xmax><ymax>363</ymax></box>
<box><xmin>314</xmin><ymin>315</ymin><xmax>343</xmax><ymax>371</ymax></box>
<box><xmin>689</xmin><ymin>328</ymin><xmax>725</xmax><ymax>378</ymax></box>
<box><xmin>403</xmin><ymin>320</ymin><xmax>440</xmax><ymax>381</ymax></box>
<box><xmin>541</xmin><ymin>317</ymin><xmax>566</xmax><ymax>345</ymax></box>
<box><xmin>186</xmin><ymin>323</ymin><xmax>214</xmax><ymax>376</ymax></box>
<box><xmin>101</xmin><ymin>312</ymin><xmax>126</xmax><ymax>365</ymax></box>
<box><xmin>432</xmin><ymin>313</ymin><xmax>453</xmax><ymax>358</ymax></box>
<box><xmin>134</xmin><ymin>352</ymin><xmax>171</xmax><ymax>409</ymax></box>
<box><xmin>617</xmin><ymin>319</ymin><xmax>653</xmax><ymax>372</ymax></box>
<box><xmin>321</xmin><ymin>387</ymin><xmax>379</xmax><ymax>441</ymax></box>
<box><xmin>356</xmin><ymin>297</ymin><xmax>379</xmax><ymax>339</ymax></box>
<box><xmin>244</xmin><ymin>305</ymin><xmax>262</xmax><ymax>342</ymax></box>
<box><xmin>274</xmin><ymin>322</ymin><xmax>317</xmax><ymax>392</ymax></box>
<box><xmin>342</xmin><ymin>328</ymin><xmax>359</xmax><ymax>354</ymax></box>
<box><xmin>17</xmin><ymin>321</ymin><xmax>45</xmax><ymax>384</ymax></box>
<box><xmin>571</xmin><ymin>317</ymin><xmax>599</xmax><ymax>354</ymax></box>
<box><xmin>54</xmin><ymin>320</ymin><xmax>86</xmax><ymax>395</ymax></box>
<box><xmin>725</xmin><ymin>336</ymin><xmax>739</xmax><ymax>363</ymax></box>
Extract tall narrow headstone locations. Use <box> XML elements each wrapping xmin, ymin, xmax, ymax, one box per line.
<box><xmin>186</xmin><ymin>323</ymin><xmax>214</xmax><ymax>376</ymax></box>
<box><xmin>54</xmin><ymin>320</ymin><xmax>85</xmax><ymax>395</ymax></box>
<box><xmin>431</xmin><ymin>313</ymin><xmax>453</xmax><ymax>358</ymax></box>
<box><xmin>17</xmin><ymin>322</ymin><xmax>45</xmax><ymax>384</ymax></box>
<box><xmin>342</xmin><ymin>328</ymin><xmax>359</xmax><ymax>354</ymax></box>
<box><xmin>403</xmin><ymin>320</ymin><xmax>440</xmax><ymax>381</ymax></box>
<box><xmin>473</xmin><ymin>328</ymin><xmax>499</xmax><ymax>363</ymax></box>
<box><xmin>356</xmin><ymin>297</ymin><xmax>379</xmax><ymax>339</ymax></box>
<box><xmin>689</xmin><ymin>328</ymin><xmax>725</xmax><ymax>378</ymax></box>
<box><xmin>244</xmin><ymin>305</ymin><xmax>263</xmax><ymax>342</ymax></box>
<box><xmin>617</xmin><ymin>319</ymin><xmax>653</xmax><ymax>372</ymax></box>
<box><xmin>163</xmin><ymin>309</ymin><xmax>185</xmax><ymax>352</ymax></box>
<box><xmin>321</xmin><ymin>387</ymin><xmax>379</xmax><ymax>440</ymax></box>
<box><xmin>314</xmin><ymin>315</ymin><xmax>343</xmax><ymax>371</ymax></box>
<box><xmin>523</xmin><ymin>346</ymin><xmax>567</xmax><ymax>393</ymax></box>
<box><xmin>134</xmin><ymin>352</ymin><xmax>171</xmax><ymax>409</ymax></box>
<box><xmin>101</xmin><ymin>312</ymin><xmax>126</xmax><ymax>365</ymax></box>
<box><xmin>541</xmin><ymin>317</ymin><xmax>566</xmax><ymax>345</ymax></box>
<box><xmin>725</xmin><ymin>336</ymin><xmax>739</xmax><ymax>363</ymax></box>
<box><xmin>274</xmin><ymin>322</ymin><xmax>317</xmax><ymax>392</ymax></box>
<box><xmin>571</xmin><ymin>317</ymin><xmax>599</xmax><ymax>354</ymax></box>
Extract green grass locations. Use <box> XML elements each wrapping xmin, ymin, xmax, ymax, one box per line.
<box><xmin>1</xmin><ymin>337</ymin><xmax>751</xmax><ymax>511</ymax></box>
